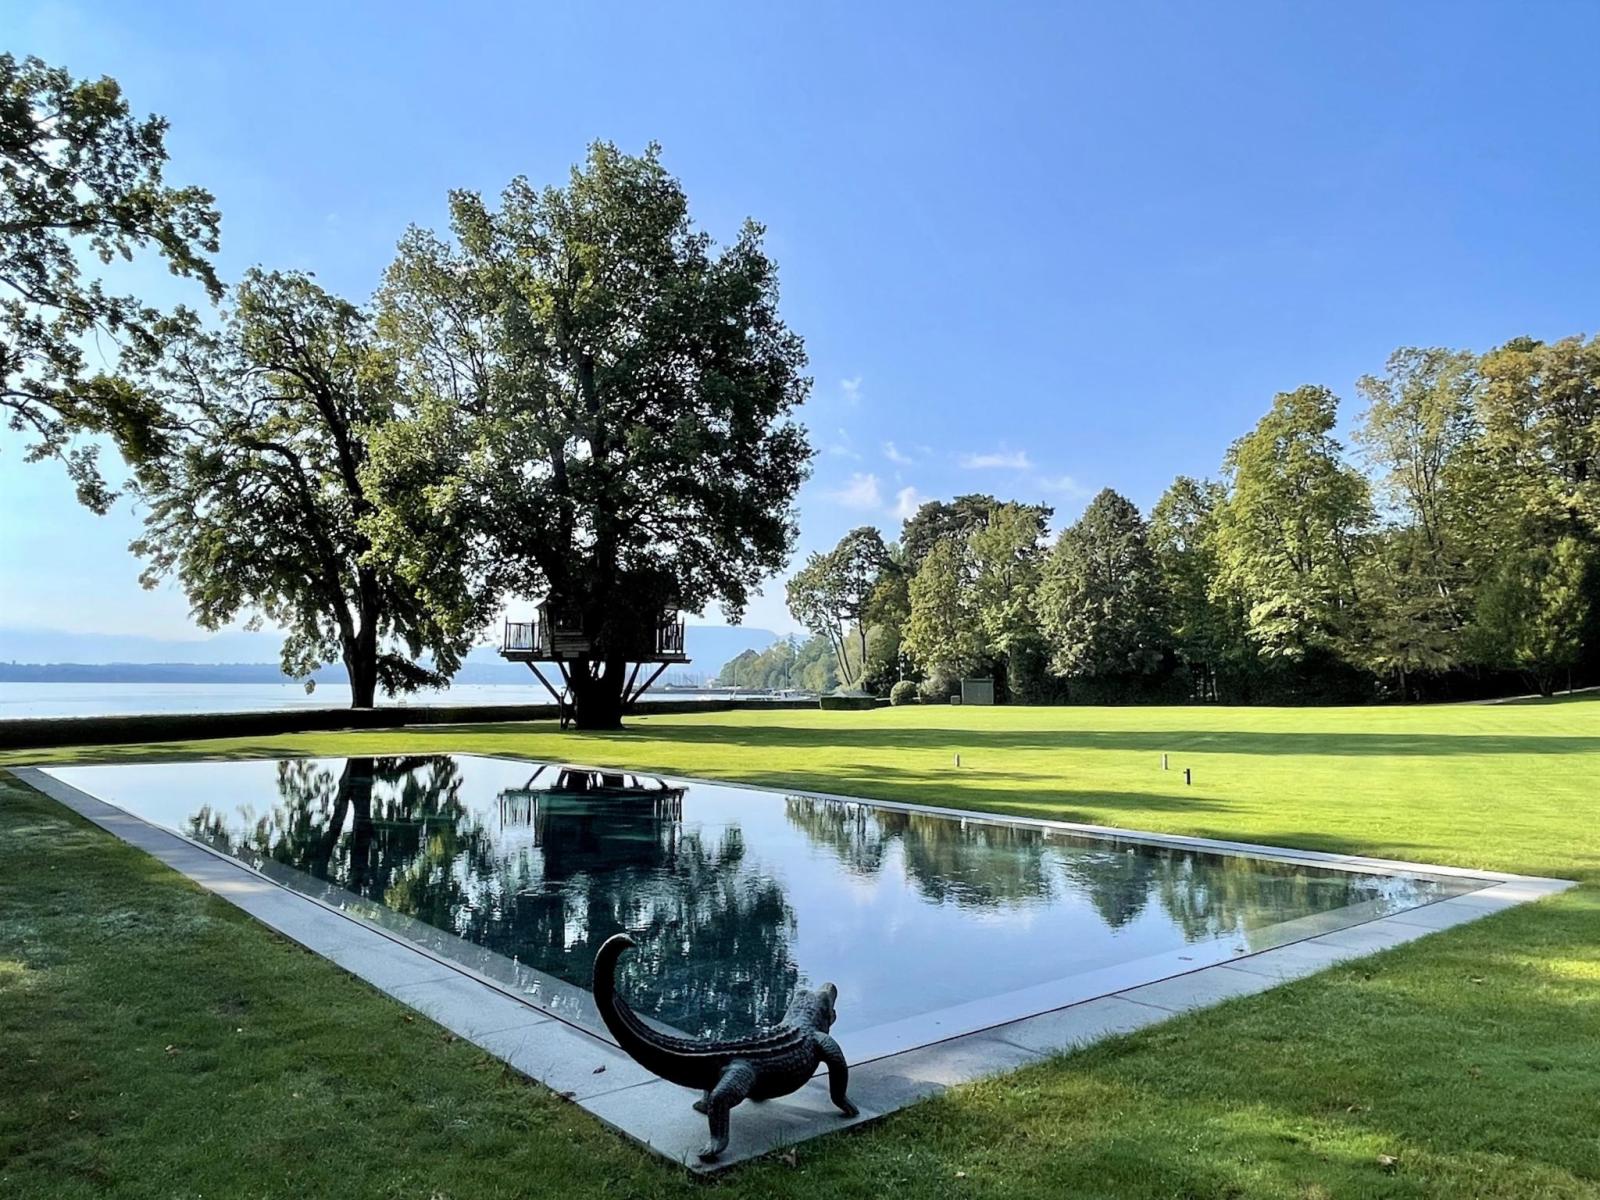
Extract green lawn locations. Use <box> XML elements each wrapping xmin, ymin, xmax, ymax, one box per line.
<box><xmin>3</xmin><ymin>699</ymin><xmax>1598</xmax><ymax>1198</ymax></box>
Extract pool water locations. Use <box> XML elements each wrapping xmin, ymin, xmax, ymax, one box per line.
<box><xmin>44</xmin><ymin>755</ymin><xmax>1488</xmax><ymax>1059</ymax></box>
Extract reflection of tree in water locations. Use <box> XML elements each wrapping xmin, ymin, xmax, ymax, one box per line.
<box><xmin>785</xmin><ymin>797</ymin><xmax>1054</xmax><ymax>907</ymax></box>
<box><xmin>786</xmin><ymin>796</ymin><xmax>1372</xmax><ymax>944</ymax></box>
<box><xmin>781</xmin><ymin>796</ymin><xmax>894</xmax><ymax>876</ymax></box>
<box><xmin>1057</xmin><ymin>843</ymin><xmax>1163</xmax><ymax>928</ymax></box>
<box><xmin>1154</xmin><ymin>852</ymin><xmax>1359</xmax><ymax>941</ymax></box>
<box><xmin>190</xmin><ymin>757</ymin><xmax>797</xmax><ymax>1038</ymax></box>
<box><xmin>487</xmin><ymin>787</ymin><xmax>798</xmax><ymax>1037</ymax></box>
<box><xmin>187</xmin><ymin>756</ymin><xmax>496</xmax><ymax>925</ymax></box>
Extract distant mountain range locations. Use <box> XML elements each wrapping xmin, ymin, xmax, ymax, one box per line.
<box><xmin>0</xmin><ymin>625</ymin><xmax>778</xmax><ymax>684</ymax></box>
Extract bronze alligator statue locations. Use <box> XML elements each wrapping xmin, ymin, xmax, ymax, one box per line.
<box><xmin>593</xmin><ymin>933</ymin><xmax>858</xmax><ymax>1161</ymax></box>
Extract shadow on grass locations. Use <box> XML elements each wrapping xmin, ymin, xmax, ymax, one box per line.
<box><xmin>754</xmin><ymin>888</ymin><xmax>1600</xmax><ymax>1198</ymax></box>
<box><xmin>616</xmin><ymin>721</ymin><xmax>1600</xmax><ymax>758</ymax></box>
<box><xmin>12</xmin><ymin>712</ymin><xmax>1600</xmax><ymax>768</ymax></box>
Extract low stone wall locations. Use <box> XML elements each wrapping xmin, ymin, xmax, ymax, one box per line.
<box><xmin>0</xmin><ymin>699</ymin><xmax>818</xmax><ymax>753</ymax></box>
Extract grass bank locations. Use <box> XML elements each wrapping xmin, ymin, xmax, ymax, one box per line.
<box><xmin>3</xmin><ymin>699</ymin><xmax>1598</xmax><ymax>1197</ymax></box>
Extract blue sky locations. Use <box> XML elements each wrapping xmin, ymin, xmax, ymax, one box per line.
<box><xmin>3</xmin><ymin>0</ymin><xmax>1598</xmax><ymax>641</ymax></box>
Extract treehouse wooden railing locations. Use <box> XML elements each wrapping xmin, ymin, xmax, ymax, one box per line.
<box><xmin>654</xmin><ymin>617</ymin><xmax>686</xmax><ymax>657</ymax></box>
<box><xmin>504</xmin><ymin>619</ymin><xmax>541</xmax><ymax>655</ymax></box>
<box><xmin>501</xmin><ymin>615</ymin><xmax>687</xmax><ymax>661</ymax></box>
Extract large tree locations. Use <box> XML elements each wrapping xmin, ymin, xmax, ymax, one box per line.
<box><xmin>901</xmin><ymin>536</ymin><xmax>983</xmax><ymax>691</ymax></box>
<box><xmin>1469</xmin><ymin>534</ymin><xmax>1593</xmax><ymax>697</ymax></box>
<box><xmin>899</xmin><ymin>493</ymin><xmax>1049</xmax><ymax>572</ymax></box>
<box><xmin>1211</xmin><ymin>385</ymin><xmax>1373</xmax><ymax>659</ymax></box>
<box><xmin>1354</xmin><ymin>347</ymin><xmax>1481</xmax><ymax>673</ymax></box>
<box><xmin>1476</xmin><ymin>335</ymin><xmax>1600</xmax><ymax>536</ymax></box>
<box><xmin>1350</xmin><ymin>529</ymin><xmax>1461</xmax><ymax>699</ymax></box>
<box><xmin>1</xmin><ymin>53</ymin><xmax>219</xmax><ymax>510</ymax></box>
<box><xmin>967</xmin><ymin>501</ymin><xmax>1051</xmax><ymax>699</ymax></box>
<box><xmin>1149</xmin><ymin>475</ymin><xmax>1246</xmax><ymax>701</ymax></box>
<box><xmin>785</xmin><ymin>526</ymin><xmax>889</xmax><ymax>690</ymax></box>
<box><xmin>1355</xmin><ymin>347</ymin><xmax>1479</xmax><ymax>575</ymax></box>
<box><xmin>363</xmin><ymin>144</ymin><xmax>811</xmax><ymax>728</ymax></box>
<box><xmin>1035</xmin><ymin>488</ymin><xmax>1168</xmax><ymax>680</ymax></box>
<box><xmin>124</xmin><ymin>269</ymin><xmax>469</xmax><ymax>707</ymax></box>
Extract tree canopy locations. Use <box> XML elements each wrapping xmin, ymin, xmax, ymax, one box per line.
<box><xmin>1036</xmin><ymin>489</ymin><xmax>1168</xmax><ymax>681</ymax></box>
<box><xmin>786</xmin><ymin>526</ymin><xmax>889</xmax><ymax>690</ymax></box>
<box><xmin>124</xmin><ymin>270</ymin><xmax>468</xmax><ymax>706</ymax></box>
<box><xmin>901</xmin><ymin>536</ymin><xmax>982</xmax><ymax>689</ymax></box>
<box><xmin>1212</xmin><ymin>386</ymin><xmax>1373</xmax><ymax>659</ymax></box>
<box><xmin>1</xmin><ymin>53</ymin><xmax>220</xmax><ymax>511</ymax></box>
<box><xmin>362</xmin><ymin>143</ymin><xmax>812</xmax><ymax>727</ymax></box>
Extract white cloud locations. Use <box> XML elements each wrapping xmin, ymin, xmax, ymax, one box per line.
<box><xmin>827</xmin><ymin>472</ymin><xmax>883</xmax><ymax>510</ymax></box>
<box><xmin>824</xmin><ymin>427</ymin><xmax>862</xmax><ymax>460</ymax></box>
<box><xmin>883</xmin><ymin>441</ymin><xmax>914</xmax><ymax>465</ymax></box>
<box><xmin>1038</xmin><ymin>474</ymin><xmax>1091</xmax><ymax>497</ymax></box>
<box><xmin>960</xmin><ymin>449</ymin><xmax>1033</xmax><ymax>470</ymax></box>
<box><xmin>840</xmin><ymin>376</ymin><xmax>862</xmax><ymax>404</ymax></box>
<box><xmin>892</xmin><ymin>485</ymin><xmax>927</xmax><ymax>521</ymax></box>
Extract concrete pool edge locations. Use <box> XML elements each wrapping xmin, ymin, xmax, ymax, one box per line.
<box><xmin>7</xmin><ymin>764</ymin><xmax>1576</xmax><ymax>1174</ymax></box>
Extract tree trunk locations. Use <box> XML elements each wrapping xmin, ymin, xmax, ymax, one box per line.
<box><xmin>346</xmin><ymin>652</ymin><xmax>378</xmax><ymax>708</ymax></box>
<box><xmin>570</xmin><ymin>659</ymin><xmax>627</xmax><ymax>730</ymax></box>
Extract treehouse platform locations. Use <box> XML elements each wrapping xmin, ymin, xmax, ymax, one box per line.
<box><xmin>498</xmin><ymin>599</ymin><xmax>690</xmax><ymax>726</ymax></box>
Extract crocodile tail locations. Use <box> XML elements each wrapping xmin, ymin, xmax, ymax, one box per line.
<box><xmin>593</xmin><ymin>933</ymin><xmax>690</xmax><ymax>1077</ymax></box>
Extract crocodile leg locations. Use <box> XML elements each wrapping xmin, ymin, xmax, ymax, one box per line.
<box><xmin>697</xmin><ymin>1060</ymin><xmax>756</xmax><ymax>1162</ymax></box>
<box><xmin>815</xmin><ymin>1034</ymin><xmax>858</xmax><ymax>1117</ymax></box>
<box><xmin>692</xmin><ymin>1089</ymin><xmax>711</xmax><ymax>1115</ymax></box>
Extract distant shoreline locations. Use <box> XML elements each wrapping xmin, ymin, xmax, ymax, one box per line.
<box><xmin>0</xmin><ymin>662</ymin><xmax>717</xmax><ymax>687</ymax></box>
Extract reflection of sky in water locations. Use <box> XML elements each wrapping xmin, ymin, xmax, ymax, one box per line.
<box><xmin>46</xmin><ymin>755</ymin><xmax>1484</xmax><ymax>1039</ymax></box>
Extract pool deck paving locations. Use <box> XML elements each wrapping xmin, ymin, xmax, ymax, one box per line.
<box><xmin>8</xmin><ymin>764</ymin><xmax>1575</xmax><ymax>1174</ymax></box>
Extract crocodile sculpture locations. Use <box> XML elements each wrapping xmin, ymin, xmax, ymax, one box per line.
<box><xmin>593</xmin><ymin>933</ymin><xmax>859</xmax><ymax>1161</ymax></box>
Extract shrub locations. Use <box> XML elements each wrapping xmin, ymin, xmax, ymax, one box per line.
<box><xmin>889</xmin><ymin>680</ymin><xmax>918</xmax><ymax>706</ymax></box>
<box><xmin>818</xmin><ymin>692</ymin><xmax>878</xmax><ymax>711</ymax></box>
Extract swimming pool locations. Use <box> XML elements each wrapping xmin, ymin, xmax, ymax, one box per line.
<box><xmin>41</xmin><ymin>754</ymin><xmax>1490</xmax><ymax>1060</ymax></box>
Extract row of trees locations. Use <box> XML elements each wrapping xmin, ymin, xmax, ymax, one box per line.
<box><xmin>716</xmin><ymin>634</ymin><xmax>841</xmax><ymax>693</ymax></box>
<box><xmin>3</xmin><ymin>55</ymin><xmax>811</xmax><ymax>726</ymax></box>
<box><xmin>783</xmin><ymin>344</ymin><xmax>1599</xmax><ymax>703</ymax></box>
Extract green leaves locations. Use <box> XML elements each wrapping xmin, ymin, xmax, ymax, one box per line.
<box><xmin>1211</xmin><ymin>386</ymin><xmax>1373</xmax><ymax>660</ymax></box>
<box><xmin>1036</xmin><ymin>489</ymin><xmax>1168</xmax><ymax>680</ymax></box>
<box><xmin>786</xmin><ymin>528</ymin><xmax>889</xmax><ymax>689</ymax></box>
<box><xmin>902</xmin><ymin>537</ymin><xmax>983</xmax><ymax>685</ymax></box>
<box><xmin>364</xmin><ymin>143</ymin><xmax>812</xmax><ymax>723</ymax></box>
<box><xmin>1469</xmin><ymin>535</ymin><xmax>1594</xmax><ymax>695</ymax></box>
<box><xmin>126</xmin><ymin>270</ymin><xmax>469</xmax><ymax>705</ymax></box>
<box><xmin>1</xmin><ymin>53</ymin><xmax>220</xmax><ymax>511</ymax></box>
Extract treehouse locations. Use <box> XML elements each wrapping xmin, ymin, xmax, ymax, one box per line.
<box><xmin>497</xmin><ymin>764</ymin><xmax>688</xmax><ymax>831</ymax></box>
<box><xmin>497</xmin><ymin>767</ymin><xmax>687</xmax><ymax>875</ymax></box>
<box><xmin>500</xmin><ymin>597</ymin><xmax>689</xmax><ymax>726</ymax></box>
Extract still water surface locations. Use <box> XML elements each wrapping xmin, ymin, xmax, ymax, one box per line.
<box><xmin>46</xmin><ymin>755</ymin><xmax>1484</xmax><ymax>1048</ymax></box>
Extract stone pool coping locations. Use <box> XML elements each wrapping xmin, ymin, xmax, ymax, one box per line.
<box><xmin>7</xmin><ymin>763</ymin><xmax>1575</xmax><ymax>1174</ymax></box>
